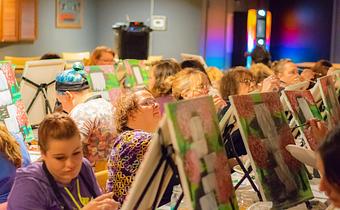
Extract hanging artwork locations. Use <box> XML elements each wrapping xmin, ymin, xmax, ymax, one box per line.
<box><xmin>318</xmin><ymin>75</ymin><xmax>340</xmax><ymax>129</ymax></box>
<box><xmin>56</xmin><ymin>0</ymin><xmax>83</xmax><ymax>28</ymax></box>
<box><xmin>165</xmin><ymin>96</ymin><xmax>238</xmax><ymax>210</ymax></box>
<box><xmin>85</xmin><ymin>65</ymin><xmax>121</xmax><ymax>104</ymax></box>
<box><xmin>123</xmin><ymin>59</ymin><xmax>150</xmax><ymax>88</ymax></box>
<box><xmin>0</xmin><ymin>62</ymin><xmax>35</xmax><ymax>142</ymax></box>
<box><xmin>230</xmin><ymin>92</ymin><xmax>313</xmax><ymax>209</ymax></box>
<box><xmin>283</xmin><ymin>90</ymin><xmax>323</xmax><ymax>150</ymax></box>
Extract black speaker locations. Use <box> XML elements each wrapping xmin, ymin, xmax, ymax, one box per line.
<box><xmin>115</xmin><ymin>22</ymin><xmax>152</xmax><ymax>60</ymax></box>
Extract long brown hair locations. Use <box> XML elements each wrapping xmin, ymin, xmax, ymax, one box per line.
<box><xmin>0</xmin><ymin>124</ymin><xmax>22</xmax><ymax>168</ymax></box>
<box><xmin>150</xmin><ymin>59</ymin><xmax>181</xmax><ymax>97</ymax></box>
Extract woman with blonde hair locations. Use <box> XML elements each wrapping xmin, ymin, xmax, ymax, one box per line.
<box><xmin>164</xmin><ymin>68</ymin><xmax>226</xmax><ymax>111</ymax></box>
<box><xmin>250</xmin><ymin>63</ymin><xmax>274</xmax><ymax>84</ymax></box>
<box><xmin>272</xmin><ymin>59</ymin><xmax>302</xmax><ymax>87</ymax></box>
<box><xmin>206</xmin><ymin>66</ymin><xmax>224</xmax><ymax>90</ymax></box>
<box><xmin>0</xmin><ymin>124</ymin><xmax>30</xmax><ymax>203</ymax></box>
<box><xmin>89</xmin><ymin>46</ymin><xmax>116</xmax><ymax>66</ymax></box>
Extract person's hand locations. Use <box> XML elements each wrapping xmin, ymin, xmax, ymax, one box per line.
<box><xmin>327</xmin><ymin>67</ymin><xmax>336</xmax><ymax>76</ymax></box>
<box><xmin>213</xmin><ymin>95</ymin><xmax>226</xmax><ymax>111</ymax></box>
<box><xmin>307</xmin><ymin>119</ymin><xmax>328</xmax><ymax>144</ymax></box>
<box><xmin>81</xmin><ymin>192</ymin><xmax>119</xmax><ymax>210</ymax></box>
<box><xmin>301</xmin><ymin>69</ymin><xmax>315</xmax><ymax>81</ymax></box>
<box><xmin>260</xmin><ymin>75</ymin><xmax>280</xmax><ymax>92</ymax></box>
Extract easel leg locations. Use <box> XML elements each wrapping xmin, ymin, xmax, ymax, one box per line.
<box><xmin>230</xmin><ymin>137</ymin><xmax>263</xmax><ymax>201</ymax></box>
<box><xmin>41</xmin><ymin>88</ymin><xmax>52</xmax><ymax>114</ymax></box>
<box><xmin>305</xmin><ymin>200</ymin><xmax>312</xmax><ymax>209</ymax></box>
<box><xmin>27</xmin><ymin>88</ymin><xmax>42</xmax><ymax>113</ymax></box>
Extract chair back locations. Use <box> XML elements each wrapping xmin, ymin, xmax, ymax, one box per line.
<box><xmin>4</xmin><ymin>56</ymin><xmax>40</xmax><ymax>82</ymax></box>
<box><xmin>62</xmin><ymin>52</ymin><xmax>90</xmax><ymax>69</ymax></box>
<box><xmin>95</xmin><ymin>170</ymin><xmax>108</xmax><ymax>191</ymax></box>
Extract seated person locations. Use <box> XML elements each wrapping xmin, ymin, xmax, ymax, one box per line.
<box><xmin>55</xmin><ymin>63</ymin><xmax>116</xmax><ymax>171</ymax></box>
<box><xmin>0</xmin><ymin>124</ymin><xmax>30</xmax><ymax>203</ymax></box>
<box><xmin>249</xmin><ymin>63</ymin><xmax>275</xmax><ymax>87</ymax></box>
<box><xmin>219</xmin><ymin>67</ymin><xmax>279</xmax><ymax>158</ymax></box>
<box><xmin>149</xmin><ymin>59</ymin><xmax>181</xmax><ymax>114</ymax></box>
<box><xmin>89</xmin><ymin>46</ymin><xmax>115</xmax><ymax>66</ymax></box>
<box><xmin>164</xmin><ymin>68</ymin><xmax>226</xmax><ymax>111</ymax></box>
<box><xmin>312</xmin><ymin>59</ymin><xmax>333</xmax><ymax>78</ymax></box>
<box><xmin>180</xmin><ymin>59</ymin><xmax>213</xmax><ymax>86</ymax></box>
<box><xmin>7</xmin><ymin>113</ymin><xmax>118</xmax><ymax>210</ymax></box>
<box><xmin>106</xmin><ymin>88</ymin><xmax>161</xmax><ymax>205</ymax></box>
<box><xmin>317</xmin><ymin>126</ymin><xmax>340</xmax><ymax>210</ymax></box>
<box><xmin>272</xmin><ymin>59</ymin><xmax>303</xmax><ymax>88</ymax></box>
<box><xmin>206</xmin><ymin>66</ymin><xmax>224</xmax><ymax>91</ymax></box>
<box><xmin>40</xmin><ymin>53</ymin><xmax>62</xmax><ymax>60</ymax></box>
<box><xmin>250</xmin><ymin>45</ymin><xmax>272</xmax><ymax>67</ymax></box>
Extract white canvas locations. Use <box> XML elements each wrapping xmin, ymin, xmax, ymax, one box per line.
<box><xmin>296</xmin><ymin>97</ymin><xmax>314</xmax><ymax>121</ymax></box>
<box><xmin>6</xmin><ymin>104</ymin><xmax>17</xmax><ymax>118</ymax></box>
<box><xmin>20</xmin><ymin>59</ymin><xmax>65</xmax><ymax>125</ymax></box>
<box><xmin>132</xmin><ymin>66</ymin><xmax>144</xmax><ymax>85</ymax></box>
<box><xmin>202</xmin><ymin>173</ymin><xmax>217</xmax><ymax>194</ymax></box>
<box><xmin>199</xmin><ymin>192</ymin><xmax>218</xmax><ymax>210</ymax></box>
<box><xmin>4</xmin><ymin>117</ymin><xmax>20</xmax><ymax>133</ymax></box>
<box><xmin>0</xmin><ymin>71</ymin><xmax>8</xmax><ymax>91</ymax></box>
<box><xmin>90</xmin><ymin>72</ymin><xmax>106</xmax><ymax>91</ymax></box>
<box><xmin>0</xmin><ymin>90</ymin><xmax>12</xmax><ymax>106</ymax></box>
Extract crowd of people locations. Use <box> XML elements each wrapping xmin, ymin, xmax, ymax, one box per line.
<box><xmin>0</xmin><ymin>44</ymin><xmax>339</xmax><ymax>210</ymax></box>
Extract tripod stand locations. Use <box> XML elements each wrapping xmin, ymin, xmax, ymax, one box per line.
<box><xmin>22</xmin><ymin>76</ymin><xmax>55</xmax><ymax>126</ymax></box>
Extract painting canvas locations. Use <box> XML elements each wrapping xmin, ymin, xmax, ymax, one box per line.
<box><xmin>56</xmin><ymin>0</ymin><xmax>83</xmax><ymax>28</ymax></box>
<box><xmin>123</xmin><ymin>59</ymin><xmax>150</xmax><ymax>87</ymax></box>
<box><xmin>85</xmin><ymin>65</ymin><xmax>121</xmax><ymax>104</ymax></box>
<box><xmin>318</xmin><ymin>75</ymin><xmax>340</xmax><ymax>129</ymax></box>
<box><xmin>21</xmin><ymin>59</ymin><xmax>66</xmax><ymax>125</ymax></box>
<box><xmin>230</xmin><ymin>92</ymin><xmax>313</xmax><ymax>209</ymax></box>
<box><xmin>165</xmin><ymin>96</ymin><xmax>238</xmax><ymax>210</ymax></box>
<box><xmin>283</xmin><ymin>90</ymin><xmax>323</xmax><ymax>150</ymax></box>
<box><xmin>0</xmin><ymin>61</ymin><xmax>35</xmax><ymax>142</ymax></box>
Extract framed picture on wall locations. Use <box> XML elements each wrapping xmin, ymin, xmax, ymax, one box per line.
<box><xmin>56</xmin><ymin>0</ymin><xmax>83</xmax><ymax>28</ymax></box>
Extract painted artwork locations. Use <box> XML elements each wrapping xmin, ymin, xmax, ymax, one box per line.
<box><xmin>318</xmin><ymin>75</ymin><xmax>340</xmax><ymax>129</ymax></box>
<box><xmin>230</xmin><ymin>92</ymin><xmax>313</xmax><ymax>209</ymax></box>
<box><xmin>123</xmin><ymin>59</ymin><xmax>150</xmax><ymax>87</ymax></box>
<box><xmin>165</xmin><ymin>96</ymin><xmax>238</xmax><ymax>210</ymax></box>
<box><xmin>85</xmin><ymin>65</ymin><xmax>122</xmax><ymax>104</ymax></box>
<box><xmin>283</xmin><ymin>90</ymin><xmax>323</xmax><ymax>150</ymax></box>
<box><xmin>0</xmin><ymin>62</ymin><xmax>35</xmax><ymax>142</ymax></box>
<box><xmin>56</xmin><ymin>0</ymin><xmax>83</xmax><ymax>28</ymax></box>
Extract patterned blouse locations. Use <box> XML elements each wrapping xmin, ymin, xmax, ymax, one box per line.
<box><xmin>106</xmin><ymin>129</ymin><xmax>152</xmax><ymax>204</ymax></box>
<box><xmin>70</xmin><ymin>98</ymin><xmax>116</xmax><ymax>167</ymax></box>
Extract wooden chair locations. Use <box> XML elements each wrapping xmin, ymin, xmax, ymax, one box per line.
<box><xmin>62</xmin><ymin>52</ymin><xmax>90</xmax><ymax>69</ymax></box>
<box><xmin>4</xmin><ymin>56</ymin><xmax>40</xmax><ymax>83</ymax></box>
<box><xmin>95</xmin><ymin>170</ymin><xmax>108</xmax><ymax>191</ymax></box>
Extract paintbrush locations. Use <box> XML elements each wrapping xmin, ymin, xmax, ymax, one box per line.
<box><xmin>291</xmin><ymin>119</ymin><xmax>321</xmax><ymax>130</ymax></box>
<box><xmin>291</xmin><ymin>123</ymin><xmax>309</xmax><ymax>130</ymax></box>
